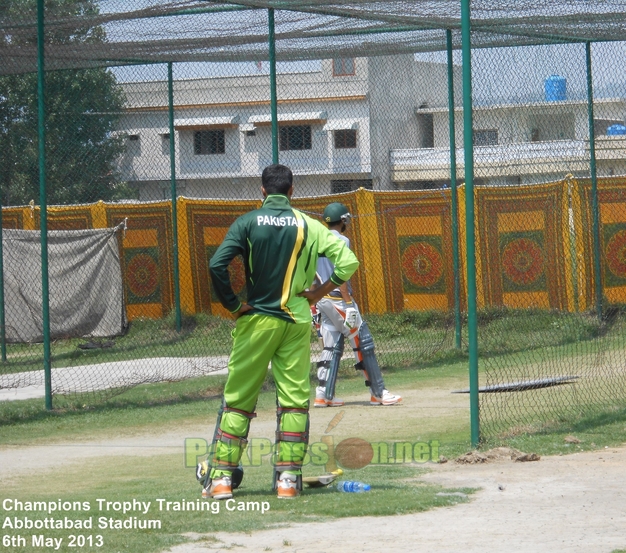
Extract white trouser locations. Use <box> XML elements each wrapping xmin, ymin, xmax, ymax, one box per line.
<box><xmin>315</xmin><ymin>297</ymin><xmax>363</xmax><ymax>385</ymax></box>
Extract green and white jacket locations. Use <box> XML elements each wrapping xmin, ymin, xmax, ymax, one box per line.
<box><xmin>209</xmin><ymin>194</ymin><xmax>359</xmax><ymax>324</ymax></box>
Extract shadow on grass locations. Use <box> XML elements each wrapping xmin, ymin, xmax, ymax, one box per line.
<box><xmin>0</xmin><ymin>367</ymin><xmax>283</xmax><ymax>428</ymax></box>
<box><xmin>568</xmin><ymin>406</ymin><xmax>626</xmax><ymax>432</ymax></box>
<box><xmin>383</xmin><ymin>348</ymin><xmax>468</xmax><ymax>373</ymax></box>
<box><xmin>0</xmin><ymin>386</ymin><xmax>224</xmax><ymax>427</ymax></box>
<box><xmin>484</xmin><ymin>404</ymin><xmax>626</xmax><ymax>455</ymax></box>
<box><xmin>520</xmin><ymin>405</ymin><xmax>626</xmax><ymax>438</ymax></box>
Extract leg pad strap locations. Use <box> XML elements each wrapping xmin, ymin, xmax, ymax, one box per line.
<box><xmin>211</xmin><ymin>459</ymin><xmax>240</xmax><ymax>470</ymax></box>
<box><xmin>276</xmin><ymin>430</ymin><xmax>309</xmax><ymax>443</ymax></box>
<box><xmin>275</xmin><ymin>461</ymin><xmax>306</xmax><ymax>472</ymax></box>
<box><xmin>216</xmin><ymin>430</ymin><xmax>248</xmax><ymax>448</ymax></box>
<box><xmin>275</xmin><ymin>408</ymin><xmax>309</xmax><ymax>443</ymax></box>
<box><xmin>272</xmin><ymin>405</ymin><xmax>310</xmax><ymax>487</ymax></box>
<box><xmin>208</xmin><ymin>405</ymin><xmax>256</xmax><ymax>482</ymax></box>
<box><xmin>223</xmin><ymin>406</ymin><xmax>257</xmax><ymax>420</ymax></box>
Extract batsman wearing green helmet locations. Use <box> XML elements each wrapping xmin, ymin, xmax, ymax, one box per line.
<box><xmin>314</xmin><ymin>202</ymin><xmax>402</xmax><ymax>407</ymax></box>
<box><xmin>203</xmin><ymin>165</ymin><xmax>359</xmax><ymax>501</ymax></box>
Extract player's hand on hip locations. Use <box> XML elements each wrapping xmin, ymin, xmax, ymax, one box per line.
<box><xmin>298</xmin><ymin>289</ymin><xmax>318</xmax><ymax>306</ymax></box>
<box><xmin>234</xmin><ymin>303</ymin><xmax>253</xmax><ymax>319</ymax></box>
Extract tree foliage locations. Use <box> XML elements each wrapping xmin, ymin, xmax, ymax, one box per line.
<box><xmin>0</xmin><ymin>0</ymin><xmax>128</xmax><ymax>206</ymax></box>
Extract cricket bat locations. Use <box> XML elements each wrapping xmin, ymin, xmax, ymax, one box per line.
<box><xmin>302</xmin><ymin>469</ymin><xmax>343</xmax><ymax>488</ymax></box>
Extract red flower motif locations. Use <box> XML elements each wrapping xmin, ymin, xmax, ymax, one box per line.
<box><xmin>605</xmin><ymin>229</ymin><xmax>626</xmax><ymax>278</ymax></box>
<box><xmin>501</xmin><ymin>238</ymin><xmax>545</xmax><ymax>286</ymax></box>
<box><xmin>127</xmin><ymin>253</ymin><xmax>159</xmax><ymax>298</ymax></box>
<box><xmin>401</xmin><ymin>242</ymin><xmax>444</xmax><ymax>288</ymax></box>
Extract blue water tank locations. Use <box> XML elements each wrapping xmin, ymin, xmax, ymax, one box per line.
<box><xmin>606</xmin><ymin>124</ymin><xmax>626</xmax><ymax>136</ymax></box>
<box><xmin>545</xmin><ymin>75</ymin><xmax>567</xmax><ymax>102</ymax></box>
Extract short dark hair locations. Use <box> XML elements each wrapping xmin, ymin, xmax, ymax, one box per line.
<box><xmin>261</xmin><ymin>164</ymin><xmax>293</xmax><ymax>195</ymax></box>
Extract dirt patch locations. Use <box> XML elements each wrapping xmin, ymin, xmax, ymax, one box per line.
<box><xmin>455</xmin><ymin>447</ymin><xmax>540</xmax><ymax>464</ymax></box>
<box><xmin>169</xmin><ymin>446</ymin><xmax>626</xmax><ymax>553</ymax></box>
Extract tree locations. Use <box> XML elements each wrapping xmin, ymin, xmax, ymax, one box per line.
<box><xmin>0</xmin><ymin>0</ymin><xmax>128</xmax><ymax>206</ymax></box>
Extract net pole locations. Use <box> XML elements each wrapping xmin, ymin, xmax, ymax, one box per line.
<box><xmin>461</xmin><ymin>0</ymin><xmax>479</xmax><ymax>447</ymax></box>
<box><xmin>0</xmin><ymin>204</ymin><xmax>5</xmax><ymax>362</ymax></box>
<box><xmin>37</xmin><ymin>0</ymin><xmax>52</xmax><ymax>410</ymax></box>
<box><xmin>168</xmin><ymin>62</ymin><xmax>182</xmax><ymax>332</ymax></box>
<box><xmin>446</xmin><ymin>29</ymin><xmax>461</xmax><ymax>350</ymax></box>
<box><xmin>268</xmin><ymin>8</ymin><xmax>279</xmax><ymax>164</ymax></box>
<box><xmin>585</xmin><ymin>42</ymin><xmax>602</xmax><ymax>321</ymax></box>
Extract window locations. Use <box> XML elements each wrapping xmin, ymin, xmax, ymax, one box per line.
<box><xmin>162</xmin><ymin>183</ymin><xmax>185</xmax><ymax>199</ymax></box>
<box><xmin>279</xmin><ymin>125</ymin><xmax>311</xmax><ymax>151</ymax></box>
<box><xmin>531</xmin><ymin>128</ymin><xmax>540</xmax><ymax>142</ymax></box>
<box><xmin>161</xmin><ymin>133</ymin><xmax>170</xmax><ymax>156</ymax></box>
<box><xmin>529</xmin><ymin>113</ymin><xmax>575</xmax><ymax>141</ymax></box>
<box><xmin>473</xmin><ymin>129</ymin><xmax>498</xmax><ymax>146</ymax></box>
<box><xmin>333</xmin><ymin>58</ymin><xmax>355</xmax><ymax>76</ymax></box>
<box><xmin>394</xmin><ymin>180</ymin><xmax>447</xmax><ymax>191</ymax></box>
<box><xmin>127</xmin><ymin>134</ymin><xmax>140</xmax><ymax>157</ymax></box>
<box><xmin>506</xmin><ymin>176</ymin><xmax>522</xmax><ymax>185</ymax></box>
<box><xmin>334</xmin><ymin>129</ymin><xmax>357</xmax><ymax>149</ymax></box>
<box><xmin>331</xmin><ymin>179</ymin><xmax>373</xmax><ymax>194</ymax></box>
<box><xmin>194</xmin><ymin>130</ymin><xmax>225</xmax><ymax>155</ymax></box>
<box><xmin>595</xmin><ymin>118</ymin><xmax>624</xmax><ymax>136</ymax></box>
<box><xmin>417</xmin><ymin>113</ymin><xmax>434</xmax><ymax>148</ymax></box>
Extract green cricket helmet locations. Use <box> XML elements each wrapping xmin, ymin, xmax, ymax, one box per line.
<box><xmin>323</xmin><ymin>202</ymin><xmax>352</xmax><ymax>225</ymax></box>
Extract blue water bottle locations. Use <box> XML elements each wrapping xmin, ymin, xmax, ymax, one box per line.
<box><xmin>336</xmin><ymin>480</ymin><xmax>371</xmax><ymax>493</ymax></box>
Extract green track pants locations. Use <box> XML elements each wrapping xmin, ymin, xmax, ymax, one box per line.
<box><xmin>210</xmin><ymin>314</ymin><xmax>311</xmax><ymax>479</ymax></box>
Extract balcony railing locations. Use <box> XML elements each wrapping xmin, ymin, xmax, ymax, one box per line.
<box><xmin>390</xmin><ymin>137</ymin><xmax>626</xmax><ymax>181</ymax></box>
<box><xmin>120</xmin><ymin>153</ymin><xmax>371</xmax><ymax>181</ymax></box>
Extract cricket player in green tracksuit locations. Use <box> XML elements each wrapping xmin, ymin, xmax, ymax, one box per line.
<box><xmin>205</xmin><ymin>164</ymin><xmax>359</xmax><ymax>500</ymax></box>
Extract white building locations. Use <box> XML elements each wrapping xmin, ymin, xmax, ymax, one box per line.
<box><xmin>116</xmin><ymin>56</ymin><xmax>626</xmax><ymax>199</ymax></box>
<box><xmin>116</xmin><ymin>55</ymin><xmax>456</xmax><ymax>199</ymax></box>
<box><xmin>392</xmin><ymin>97</ymin><xmax>626</xmax><ymax>187</ymax></box>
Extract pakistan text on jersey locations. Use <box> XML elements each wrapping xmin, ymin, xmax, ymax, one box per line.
<box><xmin>256</xmin><ymin>215</ymin><xmax>301</xmax><ymax>227</ymax></box>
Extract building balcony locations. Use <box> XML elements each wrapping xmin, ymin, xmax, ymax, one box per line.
<box><xmin>120</xmin><ymin>154</ymin><xmax>371</xmax><ymax>182</ymax></box>
<box><xmin>390</xmin><ymin>137</ymin><xmax>626</xmax><ymax>182</ymax></box>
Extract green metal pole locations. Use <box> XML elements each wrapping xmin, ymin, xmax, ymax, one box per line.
<box><xmin>168</xmin><ymin>62</ymin><xmax>182</xmax><ymax>332</ymax></box>
<box><xmin>0</xmin><ymin>202</ymin><xmax>5</xmax><ymax>362</ymax></box>
<box><xmin>37</xmin><ymin>0</ymin><xmax>52</xmax><ymax>410</ymax></box>
<box><xmin>461</xmin><ymin>0</ymin><xmax>479</xmax><ymax>447</ymax></box>
<box><xmin>268</xmin><ymin>8</ymin><xmax>279</xmax><ymax>164</ymax></box>
<box><xmin>586</xmin><ymin>42</ymin><xmax>603</xmax><ymax>321</ymax></box>
<box><xmin>447</xmin><ymin>29</ymin><xmax>462</xmax><ymax>350</ymax></box>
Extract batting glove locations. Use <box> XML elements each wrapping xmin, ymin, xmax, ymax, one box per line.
<box><xmin>344</xmin><ymin>306</ymin><xmax>358</xmax><ymax>329</ymax></box>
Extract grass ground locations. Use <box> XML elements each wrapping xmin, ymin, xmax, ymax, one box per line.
<box><xmin>2</xmin><ymin>309</ymin><xmax>626</xmax><ymax>551</ymax></box>
<box><xmin>2</xmin><ymin>355</ymin><xmax>626</xmax><ymax>552</ymax></box>
<box><xmin>0</xmin><ymin>363</ymin><xmax>476</xmax><ymax>553</ymax></box>
<box><xmin>0</xmin><ymin>306</ymin><xmax>613</xmax><ymax>374</ymax></box>
<box><xmin>1</xmin><ymin>458</ymin><xmax>474</xmax><ymax>552</ymax></box>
